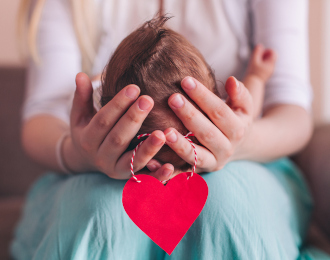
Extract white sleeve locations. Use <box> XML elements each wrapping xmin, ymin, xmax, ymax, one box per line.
<box><xmin>22</xmin><ymin>0</ymin><xmax>82</xmax><ymax>123</ymax></box>
<box><xmin>251</xmin><ymin>0</ymin><xmax>313</xmax><ymax>112</ymax></box>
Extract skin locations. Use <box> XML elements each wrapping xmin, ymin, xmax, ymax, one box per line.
<box><xmin>64</xmin><ymin>76</ymin><xmax>174</xmax><ymax>180</ymax></box>
<box><xmin>22</xmin><ymin>45</ymin><xmax>312</xmax><ymax>180</ymax></box>
<box><xmin>22</xmin><ymin>75</ymin><xmax>174</xmax><ymax>182</ymax></box>
<box><xmin>162</xmin><ymin>77</ymin><xmax>312</xmax><ymax>173</ymax></box>
<box><xmin>244</xmin><ymin>44</ymin><xmax>277</xmax><ymax>119</ymax></box>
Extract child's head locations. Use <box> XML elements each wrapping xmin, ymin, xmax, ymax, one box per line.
<box><xmin>101</xmin><ymin>16</ymin><xmax>216</xmax><ymax>171</ymax></box>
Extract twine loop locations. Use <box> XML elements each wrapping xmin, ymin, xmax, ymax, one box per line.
<box><xmin>130</xmin><ymin>132</ymin><xmax>197</xmax><ymax>183</ymax></box>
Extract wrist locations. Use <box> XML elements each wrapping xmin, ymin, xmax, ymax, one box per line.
<box><xmin>62</xmin><ymin>135</ymin><xmax>94</xmax><ymax>173</ymax></box>
<box><xmin>55</xmin><ymin>131</ymin><xmax>74</xmax><ymax>173</ymax></box>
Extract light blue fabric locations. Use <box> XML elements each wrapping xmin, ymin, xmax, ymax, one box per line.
<box><xmin>300</xmin><ymin>248</ymin><xmax>330</xmax><ymax>260</ymax></box>
<box><xmin>10</xmin><ymin>158</ymin><xmax>330</xmax><ymax>259</ymax></box>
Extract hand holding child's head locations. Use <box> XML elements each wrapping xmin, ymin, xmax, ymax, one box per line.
<box><xmin>100</xmin><ymin>16</ymin><xmax>216</xmax><ymax>172</ymax></box>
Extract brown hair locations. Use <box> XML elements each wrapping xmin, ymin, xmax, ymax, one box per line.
<box><xmin>101</xmin><ymin>16</ymin><xmax>216</xmax><ymax>171</ymax></box>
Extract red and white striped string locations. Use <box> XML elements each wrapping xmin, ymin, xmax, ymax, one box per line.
<box><xmin>130</xmin><ymin>132</ymin><xmax>197</xmax><ymax>183</ymax></box>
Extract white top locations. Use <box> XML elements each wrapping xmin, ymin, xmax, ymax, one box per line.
<box><xmin>23</xmin><ymin>0</ymin><xmax>312</xmax><ymax>124</ymax></box>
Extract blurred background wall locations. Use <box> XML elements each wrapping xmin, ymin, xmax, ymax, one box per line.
<box><xmin>0</xmin><ymin>0</ymin><xmax>329</xmax><ymax>124</ymax></box>
<box><xmin>0</xmin><ymin>0</ymin><xmax>22</xmax><ymax>67</ymax></box>
<box><xmin>309</xmin><ymin>0</ymin><xmax>330</xmax><ymax>125</ymax></box>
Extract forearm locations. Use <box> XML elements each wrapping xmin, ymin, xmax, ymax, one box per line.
<box><xmin>22</xmin><ymin>115</ymin><xmax>70</xmax><ymax>171</ymax></box>
<box><xmin>232</xmin><ymin>104</ymin><xmax>313</xmax><ymax>162</ymax></box>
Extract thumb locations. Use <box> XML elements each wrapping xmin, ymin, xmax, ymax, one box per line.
<box><xmin>225</xmin><ymin>76</ymin><xmax>253</xmax><ymax>115</ymax></box>
<box><xmin>71</xmin><ymin>72</ymin><xmax>95</xmax><ymax>127</ymax></box>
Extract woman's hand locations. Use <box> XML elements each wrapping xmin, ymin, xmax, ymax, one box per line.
<box><xmin>62</xmin><ymin>72</ymin><xmax>174</xmax><ymax>181</ymax></box>
<box><xmin>160</xmin><ymin>76</ymin><xmax>254</xmax><ymax>173</ymax></box>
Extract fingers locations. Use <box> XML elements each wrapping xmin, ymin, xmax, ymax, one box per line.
<box><xmin>113</xmin><ymin>131</ymin><xmax>166</xmax><ymax>178</ymax></box>
<box><xmin>71</xmin><ymin>73</ymin><xmax>95</xmax><ymax>127</ymax></box>
<box><xmin>172</xmin><ymin>77</ymin><xmax>242</xmax><ymax>141</ymax></box>
<box><xmin>262</xmin><ymin>49</ymin><xmax>276</xmax><ymax>63</ymax></box>
<box><xmin>225</xmin><ymin>76</ymin><xmax>253</xmax><ymax>116</ymax></box>
<box><xmin>130</xmin><ymin>130</ymin><xmax>165</xmax><ymax>171</ymax></box>
<box><xmin>248</xmin><ymin>44</ymin><xmax>277</xmax><ymax>82</ymax></box>
<box><xmin>262</xmin><ymin>48</ymin><xmax>277</xmax><ymax>77</ymax></box>
<box><xmin>83</xmin><ymin>84</ymin><xmax>141</xmax><ymax>149</ymax></box>
<box><xmin>251</xmin><ymin>44</ymin><xmax>276</xmax><ymax>64</ymax></box>
<box><xmin>164</xmin><ymin>128</ymin><xmax>217</xmax><ymax>172</ymax></box>
<box><xmin>168</xmin><ymin>76</ymin><xmax>253</xmax><ymax>170</ymax></box>
<box><xmin>99</xmin><ymin>96</ymin><xmax>154</xmax><ymax>158</ymax></box>
<box><xmin>148</xmin><ymin>163</ymin><xmax>174</xmax><ymax>182</ymax></box>
<box><xmin>146</xmin><ymin>159</ymin><xmax>162</xmax><ymax>172</ymax></box>
<box><xmin>169</xmin><ymin>92</ymin><xmax>231</xmax><ymax>152</ymax></box>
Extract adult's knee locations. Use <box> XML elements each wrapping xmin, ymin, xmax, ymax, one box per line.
<box><xmin>59</xmin><ymin>173</ymin><xmax>126</xmax><ymax>223</ymax></box>
<box><xmin>201</xmin><ymin>161</ymin><xmax>278</xmax><ymax>219</ymax></box>
<box><xmin>55</xmin><ymin>173</ymin><xmax>159</xmax><ymax>259</ymax></box>
<box><xmin>172</xmin><ymin>161</ymin><xmax>299</xmax><ymax>259</ymax></box>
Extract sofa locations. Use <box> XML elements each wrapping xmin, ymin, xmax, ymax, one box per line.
<box><xmin>0</xmin><ymin>67</ymin><xmax>44</xmax><ymax>259</ymax></box>
<box><xmin>0</xmin><ymin>67</ymin><xmax>329</xmax><ymax>259</ymax></box>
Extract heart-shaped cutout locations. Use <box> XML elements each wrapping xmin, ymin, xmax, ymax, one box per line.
<box><xmin>122</xmin><ymin>172</ymin><xmax>208</xmax><ymax>255</ymax></box>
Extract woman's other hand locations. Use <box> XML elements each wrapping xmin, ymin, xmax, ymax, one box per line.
<box><xmin>163</xmin><ymin>76</ymin><xmax>254</xmax><ymax>173</ymax></box>
<box><xmin>243</xmin><ymin>45</ymin><xmax>277</xmax><ymax>118</ymax></box>
<box><xmin>62</xmin><ymin>72</ymin><xmax>174</xmax><ymax>181</ymax></box>
<box><xmin>247</xmin><ymin>44</ymin><xmax>276</xmax><ymax>83</ymax></box>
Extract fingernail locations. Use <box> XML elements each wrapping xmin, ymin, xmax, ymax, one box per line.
<box><xmin>162</xmin><ymin>167</ymin><xmax>172</xmax><ymax>177</ymax></box>
<box><xmin>166</xmin><ymin>130</ymin><xmax>178</xmax><ymax>143</ymax></box>
<box><xmin>170</xmin><ymin>94</ymin><xmax>184</xmax><ymax>108</ymax></box>
<box><xmin>138</xmin><ymin>98</ymin><xmax>152</xmax><ymax>111</ymax></box>
<box><xmin>151</xmin><ymin>134</ymin><xmax>164</xmax><ymax>146</ymax></box>
<box><xmin>125</xmin><ymin>86</ymin><xmax>139</xmax><ymax>99</ymax></box>
<box><xmin>182</xmin><ymin>77</ymin><xmax>196</xmax><ymax>90</ymax></box>
<box><xmin>146</xmin><ymin>163</ymin><xmax>158</xmax><ymax>171</ymax></box>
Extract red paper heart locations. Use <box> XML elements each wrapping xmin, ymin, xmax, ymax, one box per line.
<box><xmin>122</xmin><ymin>172</ymin><xmax>208</xmax><ymax>255</ymax></box>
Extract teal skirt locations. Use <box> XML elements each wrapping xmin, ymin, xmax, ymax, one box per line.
<box><xmin>10</xmin><ymin>159</ymin><xmax>330</xmax><ymax>259</ymax></box>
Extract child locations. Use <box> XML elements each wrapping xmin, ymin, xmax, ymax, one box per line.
<box><xmin>98</xmin><ymin>16</ymin><xmax>276</xmax><ymax>173</ymax></box>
